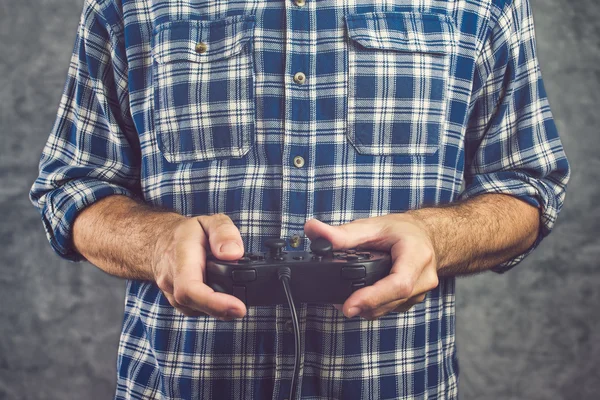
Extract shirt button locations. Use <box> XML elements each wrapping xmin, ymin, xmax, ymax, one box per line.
<box><xmin>294</xmin><ymin>0</ymin><xmax>306</xmax><ymax>6</ymax></box>
<box><xmin>195</xmin><ymin>42</ymin><xmax>207</xmax><ymax>54</ymax></box>
<box><xmin>293</xmin><ymin>72</ymin><xmax>306</xmax><ymax>85</ymax></box>
<box><xmin>284</xmin><ymin>319</ymin><xmax>294</xmax><ymax>333</ymax></box>
<box><xmin>293</xmin><ymin>155</ymin><xmax>305</xmax><ymax>168</ymax></box>
<box><xmin>289</xmin><ymin>234</ymin><xmax>301</xmax><ymax>248</ymax></box>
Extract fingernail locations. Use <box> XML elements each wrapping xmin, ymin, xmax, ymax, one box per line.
<box><xmin>220</xmin><ymin>241</ymin><xmax>241</xmax><ymax>254</ymax></box>
<box><xmin>347</xmin><ymin>307</ymin><xmax>361</xmax><ymax>318</ymax></box>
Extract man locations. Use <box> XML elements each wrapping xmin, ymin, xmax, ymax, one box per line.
<box><xmin>30</xmin><ymin>0</ymin><xmax>570</xmax><ymax>398</ymax></box>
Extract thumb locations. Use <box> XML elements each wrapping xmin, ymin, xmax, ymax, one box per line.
<box><xmin>197</xmin><ymin>214</ymin><xmax>244</xmax><ymax>260</ymax></box>
<box><xmin>304</xmin><ymin>218</ymin><xmax>386</xmax><ymax>250</ymax></box>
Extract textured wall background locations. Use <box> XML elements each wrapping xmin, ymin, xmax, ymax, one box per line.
<box><xmin>0</xmin><ymin>0</ymin><xmax>598</xmax><ymax>399</ymax></box>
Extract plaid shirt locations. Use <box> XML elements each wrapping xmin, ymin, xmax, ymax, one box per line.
<box><xmin>30</xmin><ymin>0</ymin><xmax>570</xmax><ymax>398</ymax></box>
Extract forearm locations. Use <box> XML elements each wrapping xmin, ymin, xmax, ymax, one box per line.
<box><xmin>72</xmin><ymin>195</ymin><xmax>185</xmax><ymax>280</ymax></box>
<box><xmin>408</xmin><ymin>194</ymin><xmax>540</xmax><ymax>276</ymax></box>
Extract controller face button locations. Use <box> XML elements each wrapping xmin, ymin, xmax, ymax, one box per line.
<box><xmin>345</xmin><ymin>249</ymin><xmax>356</xmax><ymax>254</ymax></box>
<box><xmin>351</xmin><ymin>280</ymin><xmax>366</xmax><ymax>292</ymax></box>
<box><xmin>293</xmin><ymin>256</ymin><xmax>304</xmax><ymax>260</ymax></box>
<box><xmin>356</xmin><ymin>252</ymin><xmax>372</xmax><ymax>258</ymax></box>
<box><xmin>344</xmin><ymin>255</ymin><xmax>359</xmax><ymax>261</ymax></box>
<box><xmin>231</xmin><ymin>269</ymin><xmax>257</xmax><ymax>282</ymax></box>
<box><xmin>232</xmin><ymin>285</ymin><xmax>247</xmax><ymax>304</ymax></box>
<box><xmin>273</xmin><ymin>255</ymin><xmax>285</xmax><ymax>261</ymax></box>
<box><xmin>341</xmin><ymin>266</ymin><xmax>366</xmax><ymax>280</ymax></box>
<box><xmin>249</xmin><ymin>253</ymin><xmax>264</xmax><ymax>261</ymax></box>
<box><xmin>237</xmin><ymin>257</ymin><xmax>252</xmax><ymax>263</ymax></box>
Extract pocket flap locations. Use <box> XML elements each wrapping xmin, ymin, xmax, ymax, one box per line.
<box><xmin>345</xmin><ymin>12</ymin><xmax>454</xmax><ymax>55</ymax></box>
<box><xmin>152</xmin><ymin>15</ymin><xmax>255</xmax><ymax>63</ymax></box>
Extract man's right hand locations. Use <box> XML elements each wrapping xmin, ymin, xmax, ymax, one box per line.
<box><xmin>151</xmin><ymin>214</ymin><xmax>247</xmax><ymax>320</ymax></box>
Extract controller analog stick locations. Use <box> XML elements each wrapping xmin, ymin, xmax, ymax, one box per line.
<box><xmin>265</xmin><ymin>238</ymin><xmax>287</xmax><ymax>256</ymax></box>
<box><xmin>310</xmin><ymin>238</ymin><xmax>333</xmax><ymax>257</ymax></box>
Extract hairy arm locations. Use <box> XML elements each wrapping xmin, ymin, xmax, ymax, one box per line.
<box><xmin>72</xmin><ymin>195</ymin><xmax>184</xmax><ymax>280</ymax></box>
<box><xmin>409</xmin><ymin>193</ymin><xmax>540</xmax><ymax>277</ymax></box>
<box><xmin>305</xmin><ymin>193</ymin><xmax>541</xmax><ymax>318</ymax></box>
<box><xmin>72</xmin><ymin>194</ymin><xmax>247</xmax><ymax>319</ymax></box>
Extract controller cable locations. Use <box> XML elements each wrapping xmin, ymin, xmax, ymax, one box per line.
<box><xmin>278</xmin><ymin>267</ymin><xmax>301</xmax><ymax>400</ymax></box>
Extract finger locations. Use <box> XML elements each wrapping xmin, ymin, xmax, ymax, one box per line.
<box><xmin>344</xmin><ymin>270</ymin><xmax>434</xmax><ymax>318</ymax></box>
<box><xmin>362</xmin><ymin>293</ymin><xmax>427</xmax><ymax>319</ymax></box>
<box><xmin>343</xmin><ymin>243</ymin><xmax>437</xmax><ymax>317</ymax></box>
<box><xmin>163</xmin><ymin>291</ymin><xmax>208</xmax><ymax>317</ymax></box>
<box><xmin>172</xmin><ymin>228</ymin><xmax>246</xmax><ymax>318</ymax></box>
<box><xmin>389</xmin><ymin>293</ymin><xmax>427</xmax><ymax>314</ymax></box>
<box><xmin>173</xmin><ymin>280</ymin><xmax>247</xmax><ymax>318</ymax></box>
<box><xmin>304</xmin><ymin>218</ymin><xmax>392</xmax><ymax>251</ymax></box>
<box><xmin>343</xmin><ymin>245</ymin><xmax>420</xmax><ymax>316</ymax></box>
<box><xmin>197</xmin><ymin>214</ymin><xmax>244</xmax><ymax>259</ymax></box>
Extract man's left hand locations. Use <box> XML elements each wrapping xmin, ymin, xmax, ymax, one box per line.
<box><xmin>304</xmin><ymin>214</ymin><xmax>439</xmax><ymax>320</ymax></box>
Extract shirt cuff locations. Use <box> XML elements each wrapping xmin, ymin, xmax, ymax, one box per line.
<box><xmin>38</xmin><ymin>177</ymin><xmax>139</xmax><ymax>262</ymax></box>
<box><xmin>458</xmin><ymin>171</ymin><xmax>559</xmax><ymax>274</ymax></box>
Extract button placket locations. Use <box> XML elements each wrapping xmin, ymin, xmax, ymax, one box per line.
<box><xmin>278</xmin><ymin>2</ymin><xmax>312</xmax><ymax>396</ymax></box>
<box><xmin>280</xmin><ymin>0</ymin><xmax>312</xmax><ymax>247</ymax></box>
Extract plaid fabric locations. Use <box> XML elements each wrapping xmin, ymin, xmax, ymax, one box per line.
<box><xmin>346</xmin><ymin>12</ymin><xmax>454</xmax><ymax>155</ymax></box>
<box><xmin>153</xmin><ymin>15</ymin><xmax>256</xmax><ymax>162</ymax></box>
<box><xmin>29</xmin><ymin>0</ymin><xmax>570</xmax><ymax>399</ymax></box>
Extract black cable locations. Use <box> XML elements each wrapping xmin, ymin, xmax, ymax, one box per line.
<box><xmin>278</xmin><ymin>267</ymin><xmax>301</xmax><ymax>400</ymax></box>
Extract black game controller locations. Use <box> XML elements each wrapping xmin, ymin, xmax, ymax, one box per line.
<box><xmin>206</xmin><ymin>237</ymin><xmax>392</xmax><ymax>306</ymax></box>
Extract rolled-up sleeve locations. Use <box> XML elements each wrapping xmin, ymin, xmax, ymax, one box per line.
<box><xmin>29</xmin><ymin>0</ymin><xmax>141</xmax><ymax>262</ymax></box>
<box><xmin>459</xmin><ymin>0</ymin><xmax>571</xmax><ymax>273</ymax></box>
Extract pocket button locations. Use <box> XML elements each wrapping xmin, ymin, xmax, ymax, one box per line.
<box><xmin>195</xmin><ymin>42</ymin><xmax>207</xmax><ymax>54</ymax></box>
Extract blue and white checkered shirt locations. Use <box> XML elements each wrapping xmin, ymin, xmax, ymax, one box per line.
<box><xmin>30</xmin><ymin>0</ymin><xmax>570</xmax><ymax>398</ymax></box>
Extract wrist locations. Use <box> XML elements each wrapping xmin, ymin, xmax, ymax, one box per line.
<box><xmin>150</xmin><ymin>212</ymin><xmax>189</xmax><ymax>281</ymax></box>
<box><xmin>404</xmin><ymin>208</ymin><xmax>447</xmax><ymax>272</ymax></box>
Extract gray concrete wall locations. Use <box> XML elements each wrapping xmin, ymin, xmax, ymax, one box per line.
<box><xmin>1</xmin><ymin>0</ymin><xmax>598</xmax><ymax>399</ymax></box>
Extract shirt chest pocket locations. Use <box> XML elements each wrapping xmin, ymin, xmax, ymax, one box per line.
<box><xmin>152</xmin><ymin>15</ymin><xmax>256</xmax><ymax>163</ymax></box>
<box><xmin>345</xmin><ymin>12</ymin><xmax>456</xmax><ymax>156</ymax></box>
